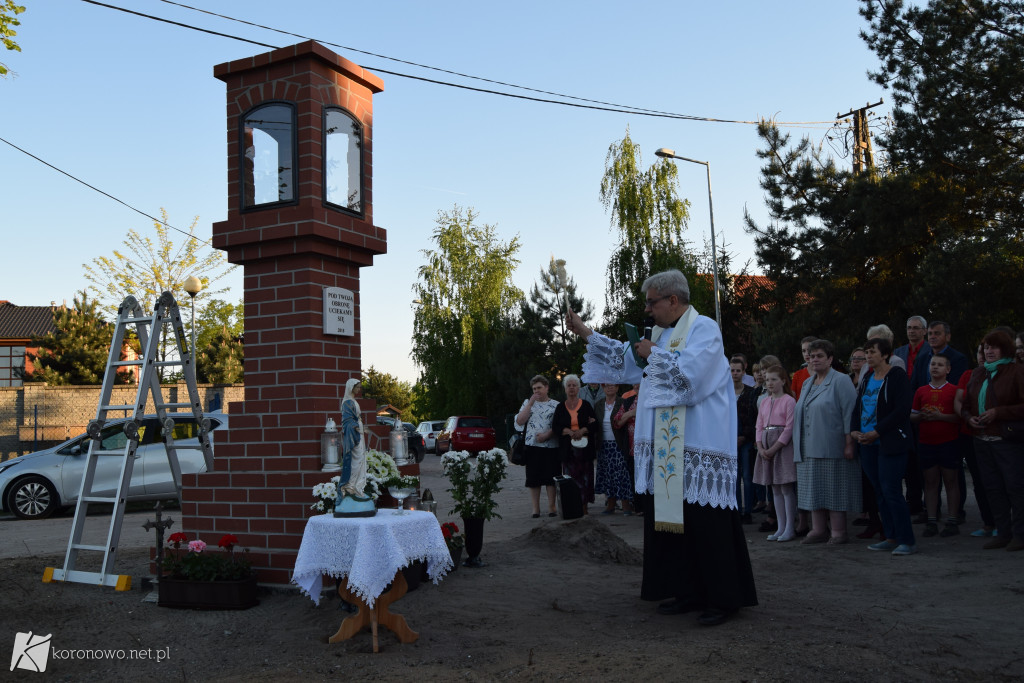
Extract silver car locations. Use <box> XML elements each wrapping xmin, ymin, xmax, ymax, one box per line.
<box><xmin>0</xmin><ymin>413</ymin><xmax>227</xmax><ymax>520</ymax></box>
<box><xmin>416</xmin><ymin>420</ymin><xmax>446</xmax><ymax>453</ymax></box>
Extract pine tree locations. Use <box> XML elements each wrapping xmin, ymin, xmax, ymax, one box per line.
<box><xmin>522</xmin><ymin>257</ymin><xmax>594</xmax><ymax>384</ymax></box>
<box><xmin>742</xmin><ymin>1</ymin><xmax>1024</xmax><ymax>366</ymax></box>
<box><xmin>25</xmin><ymin>291</ymin><xmax>131</xmax><ymax>385</ymax></box>
<box><xmin>195</xmin><ymin>325</ymin><xmax>243</xmax><ymax>385</ymax></box>
<box><xmin>488</xmin><ymin>258</ymin><xmax>596</xmax><ymax>407</ymax></box>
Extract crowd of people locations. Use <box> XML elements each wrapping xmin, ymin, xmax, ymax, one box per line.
<box><xmin>730</xmin><ymin>319</ymin><xmax>1024</xmax><ymax>555</ymax></box>
<box><xmin>516</xmin><ymin>270</ymin><xmax>758</xmax><ymax>627</ymax></box>
<box><xmin>514</xmin><ymin>374</ymin><xmax>638</xmax><ymax>519</ymax></box>
<box><xmin>511</xmin><ymin>268</ymin><xmax>1024</xmax><ymax>627</ymax></box>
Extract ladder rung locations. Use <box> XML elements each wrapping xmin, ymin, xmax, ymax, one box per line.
<box><xmin>156</xmin><ymin>402</ymin><xmax>192</xmax><ymax>409</ymax></box>
<box><xmin>101</xmin><ymin>404</ymin><xmax>136</xmax><ymax>411</ymax></box>
<box><xmin>71</xmin><ymin>544</ymin><xmax>108</xmax><ymax>552</ymax></box>
<box><xmin>110</xmin><ymin>360</ymin><xmax>144</xmax><ymax>367</ymax></box>
<box><xmin>48</xmin><ymin>568</ymin><xmax>130</xmax><ymax>589</ymax></box>
<box><xmin>81</xmin><ymin>496</ymin><xmax>119</xmax><ymax>503</ymax></box>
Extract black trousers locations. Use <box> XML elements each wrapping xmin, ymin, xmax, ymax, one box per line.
<box><xmin>638</xmin><ymin>494</ymin><xmax>758</xmax><ymax>611</ymax></box>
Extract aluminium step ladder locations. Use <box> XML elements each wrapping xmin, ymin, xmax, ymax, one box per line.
<box><xmin>43</xmin><ymin>292</ymin><xmax>214</xmax><ymax>590</ymax></box>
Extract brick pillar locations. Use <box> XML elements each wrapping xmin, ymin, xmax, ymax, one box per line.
<box><xmin>182</xmin><ymin>41</ymin><xmax>387</xmax><ymax>585</ymax></box>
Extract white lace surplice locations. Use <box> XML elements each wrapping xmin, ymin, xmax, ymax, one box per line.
<box><xmin>292</xmin><ymin>509</ymin><xmax>453</xmax><ymax>606</ymax></box>
<box><xmin>580</xmin><ymin>314</ymin><xmax>738</xmax><ymax>510</ymax></box>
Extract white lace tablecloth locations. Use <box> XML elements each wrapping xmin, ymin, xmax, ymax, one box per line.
<box><xmin>292</xmin><ymin>509</ymin><xmax>453</xmax><ymax>606</ymax></box>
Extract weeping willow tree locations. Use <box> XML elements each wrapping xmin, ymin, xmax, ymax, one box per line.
<box><xmin>599</xmin><ymin>129</ymin><xmax>705</xmax><ymax>334</ymax></box>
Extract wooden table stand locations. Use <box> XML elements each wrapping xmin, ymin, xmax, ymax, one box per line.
<box><xmin>329</xmin><ymin>570</ymin><xmax>419</xmax><ymax>652</ymax></box>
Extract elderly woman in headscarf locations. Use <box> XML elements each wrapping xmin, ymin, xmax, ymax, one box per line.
<box><xmin>338</xmin><ymin>378</ymin><xmax>367</xmax><ymax>497</ymax></box>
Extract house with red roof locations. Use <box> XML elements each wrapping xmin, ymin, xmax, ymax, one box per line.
<box><xmin>0</xmin><ymin>301</ymin><xmax>56</xmax><ymax>387</ymax></box>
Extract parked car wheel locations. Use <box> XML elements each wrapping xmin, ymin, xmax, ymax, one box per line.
<box><xmin>7</xmin><ymin>475</ymin><xmax>60</xmax><ymax>520</ymax></box>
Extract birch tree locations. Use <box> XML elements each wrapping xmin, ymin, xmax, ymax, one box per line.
<box><xmin>412</xmin><ymin>206</ymin><xmax>522</xmax><ymax>419</ymax></box>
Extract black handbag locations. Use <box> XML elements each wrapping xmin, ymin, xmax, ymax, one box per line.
<box><xmin>508</xmin><ymin>432</ymin><xmax>526</xmax><ymax>465</ymax></box>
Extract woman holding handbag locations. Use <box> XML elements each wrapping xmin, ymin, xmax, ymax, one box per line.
<box><xmin>595</xmin><ymin>383</ymin><xmax>634</xmax><ymax>515</ymax></box>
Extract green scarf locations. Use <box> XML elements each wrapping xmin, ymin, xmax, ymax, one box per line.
<box><xmin>978</xmin><ymin>357</ymin><xmax>1012</xmax><ymax>412</ymax></box>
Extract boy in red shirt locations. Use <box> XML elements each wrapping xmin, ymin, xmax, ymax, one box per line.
<box><xmin>911</xmin><ymin>353</ymin><xmax>961</xmax><ymax>537</ymax></box>
<box><xmin>791</xmin><ymin>336</ymin><xmax>817</xmax><ymax>400</ymax></box>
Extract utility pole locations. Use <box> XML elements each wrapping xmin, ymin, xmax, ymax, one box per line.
<box><xmin>837</xmin><ymin>99</ymin><xmax>884</xmax><ymax>174</ymax></box>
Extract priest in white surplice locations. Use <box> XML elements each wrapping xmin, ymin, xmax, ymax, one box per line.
<box><xmin>567</xmin><ymin>269</ymin><xmax>756</xmax><ymax>626</ymax></box>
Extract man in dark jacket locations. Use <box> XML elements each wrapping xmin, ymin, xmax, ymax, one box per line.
<box><xmin>912</xmin><ymin>321</ymin><xmax>968</xmax><ymax>390</ymax></box>
<box><xmin>732</xmin><ymin>359</ymin><xmax>759</xmax><ymax>523</ymax></box>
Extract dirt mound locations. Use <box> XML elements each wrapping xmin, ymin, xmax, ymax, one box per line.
<box><xmin>512</xmin><ymin>516</ymin><xmax>643</xmax><ymax>565</ymax></box>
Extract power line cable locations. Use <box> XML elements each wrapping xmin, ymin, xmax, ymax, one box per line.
<box><xmin>0</xmin><ymin>135</ymin><xmax>212</xmax><ymax>247</ymax></box>
<box><xmin>156</xmin><ymin>0</ymin><xmax>777</xmax><ymax>123</ymax></box>
<box><xmin>360</xmin><ymin>64</ymin><xmax>757</xmax><ymax>121</ymax></box>
<box><xmin>81</xmin><ymin>0</ymin><xmax>276</xmax><ymax>48</ymax></box>
<box><xmin>14</xmin><ymin>2</ymin><xmax>848</xmax><ymax>235</ymax></box>
<box><xmin>85</xmin><ymin>0</ymin><xmax>837</xmax><ymax>127</ymax></box>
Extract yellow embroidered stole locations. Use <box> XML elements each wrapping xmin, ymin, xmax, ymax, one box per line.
<box><xmin>651</xmin><ymin>306</ymin><xmax>697</xmax><ymax>534</ymax></box>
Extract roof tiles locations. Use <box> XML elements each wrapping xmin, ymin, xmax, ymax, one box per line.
<box><xmin>0</xmin><ymin>302</ymin><xmax>57</xmax><ymax>340</ymax></box>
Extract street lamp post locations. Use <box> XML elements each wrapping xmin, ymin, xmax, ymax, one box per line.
<box><xmin>183</xmin><ymin>276</ymin><xmax>203</xmax><ymax>370</ymax></box>
<box><xmin>654</xmin><ymin>148</ymin><xmax>721</xmax><ymax>327</ymax></box>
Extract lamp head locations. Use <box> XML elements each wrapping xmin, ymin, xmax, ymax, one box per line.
<box><xmin>654</xmin><ymin>148</ymin><xmax>676</xmax><ymax>158</ymax></box>
<box><xmin>183</xmin><ymin>276</ymin><xmax>203</xmax><ymax>298</ymax></box>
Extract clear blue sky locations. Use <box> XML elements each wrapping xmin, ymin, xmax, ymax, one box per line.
<box><xmin>1</xmin><ymin>0</ymin><xmax>887</xmax><ymax>384</ymax></box>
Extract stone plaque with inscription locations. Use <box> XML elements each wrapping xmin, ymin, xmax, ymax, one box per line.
<box><xmin>323</xmin><ymin>287</ymin><xmax>354</xmax><ymax>336</ymax></box>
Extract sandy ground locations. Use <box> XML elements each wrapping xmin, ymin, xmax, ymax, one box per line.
<box><xmin>3</xmin><ymin>453</ymin><xmax>1024</xmax><ymax>682</ymax></box>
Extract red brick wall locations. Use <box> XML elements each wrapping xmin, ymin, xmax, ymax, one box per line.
<box><xmin>185</xmin><ymin>41</ymin><xmax>388</xmax><ymax>585</ymax></box>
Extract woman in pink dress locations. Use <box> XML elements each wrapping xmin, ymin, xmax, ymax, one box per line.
<box><xmin>754</xmin><ymin>365</ymin><xmax>798</xmax><ymax>541</ymax></box>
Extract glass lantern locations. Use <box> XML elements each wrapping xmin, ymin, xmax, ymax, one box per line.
<box><xmin>391</xmin><ymin>422</ymin><xmax>410</xmax><ymax>467</ymax></box>
<box><xmin>321</xmin><ymin>418</ymin><xmax>341</xmax><ymax>472</ymax></box>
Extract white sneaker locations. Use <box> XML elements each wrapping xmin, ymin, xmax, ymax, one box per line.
<box><xmin>766</xmin><ymin>533</ymin><xmax>779</xmax><ymax>541</ymax></box>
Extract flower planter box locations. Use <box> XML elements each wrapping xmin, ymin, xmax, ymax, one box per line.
<box><xmin>158</xmin><ymin>576</ymin><xmax>259</xmax><ymax>610</ymax></box>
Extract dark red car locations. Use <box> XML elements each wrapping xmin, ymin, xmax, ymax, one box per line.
<box><xmin>435</xmin><ymin>416</ymin><xmax>496</xmax><ymax>455</ymax></box>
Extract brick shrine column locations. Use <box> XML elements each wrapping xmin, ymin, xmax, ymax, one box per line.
<box><xmin>181</xmin><ymin>41</ymin><xmax>387</xmax><ymax>584</ymax></box>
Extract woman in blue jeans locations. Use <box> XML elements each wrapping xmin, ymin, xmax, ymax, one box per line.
<box><xmin>851</xmin><ymin>337</ymin><xmax>917</xmax><ymax>555</ymax></box>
